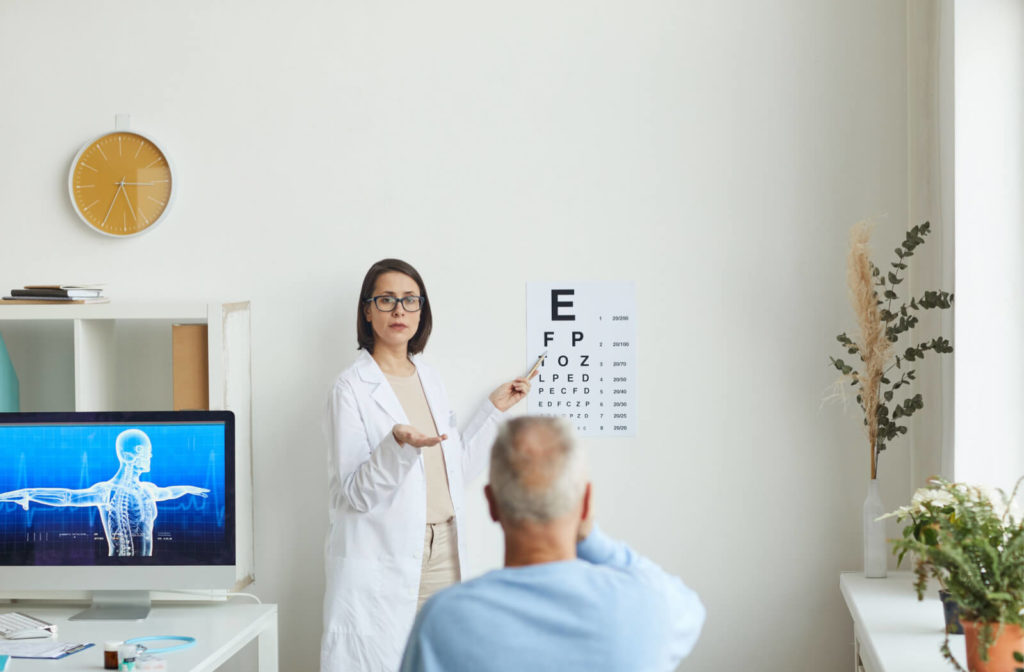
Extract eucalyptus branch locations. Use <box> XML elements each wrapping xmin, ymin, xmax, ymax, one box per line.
<box><xmin>903</xmin><ymin>337</ymin><xmax>954</xmax><ymax>362</ymax></box>
<box><xmin>883</xmin><ymin>355</ymin><xmax>905</xmax><ymax>376</ymax></box>
<box><xmin>912</xmin><ymin>291</ymin><xmax>955</xmax><ymax>311</ymax></box>
<box><xmin>883</xmin><ymin>260</ymin><xmax>903</xmax><ymax>325</ymax></box>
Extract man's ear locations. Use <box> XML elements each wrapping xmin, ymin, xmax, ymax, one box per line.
<box><xmin>484</xmin><ymin>484</ymin><xmax>500</xmax><ymax>523</ymax></box>
<box><xmin>580</xmin><ymin>482</ymin><xmax>592</xmax><ymax>523</ymax></box>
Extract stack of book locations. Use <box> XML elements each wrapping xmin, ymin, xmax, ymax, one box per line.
<box><xmin>2</xmin><ymin>284</ymin><xmax>108</xmax><ymax>304</ymax></box>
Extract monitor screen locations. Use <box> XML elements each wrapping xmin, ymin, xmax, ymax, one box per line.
<box><xmin>0</xmin><ymin>411</ymin><xmax>234</xmax><ymax>593</ymax></box>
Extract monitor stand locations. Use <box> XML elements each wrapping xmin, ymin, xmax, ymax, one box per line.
<box><xmin>69</xmin><ymin>591</ymin><xmax>151</xmax><ymax>621</ymax></box>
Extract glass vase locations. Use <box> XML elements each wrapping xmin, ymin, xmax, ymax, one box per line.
<box><xmin>863</xmin><ymin>478</ymin><xmax>887</xmax><ymax>578</ymax></box>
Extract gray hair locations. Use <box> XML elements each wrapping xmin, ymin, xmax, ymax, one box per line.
<box><xmin>489</xmin><ymin>416</ymin><xmax>587</xmax><ymax>523</ymax></box>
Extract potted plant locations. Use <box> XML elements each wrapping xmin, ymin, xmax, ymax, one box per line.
<box><xmin>829</xmin><ymin>220</ymin><xmax>953</xmax><ymax>577</ymax></box>
<box><xmin>880</xmin><ymin>481</ymin><xmax>965</xmax><ymax>633</ymax></box>
<box><xmin>886</xmin><ymin>477</ymin><xmax>1024</xmax><ymax>671</ymax></box>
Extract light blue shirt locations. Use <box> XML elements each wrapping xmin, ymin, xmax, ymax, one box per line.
<box><xmin>400</xmin><ymin>526</ymin><xmax>706</xmax><ymax>672</ymax></box>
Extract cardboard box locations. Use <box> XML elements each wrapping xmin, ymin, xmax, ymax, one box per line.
<box><xmin>172</xmin><ymin>324</ymin><xmax>209</xmax><ymax>410</ymax></box>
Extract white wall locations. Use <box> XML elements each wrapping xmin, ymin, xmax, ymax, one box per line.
<box><xmin>907</xmin><ymin>0</ymin><xmax>956</xmax><ymax>488</ymax></box>
<box><xmin>953</xmin><ymin>0</ymin><xmax>1024</xmax><ymax>493</ymax></box>
<box><xmin>0</xmin><ymin>1</ymin><xmax>915</xmax><ymax>669</ymax></box>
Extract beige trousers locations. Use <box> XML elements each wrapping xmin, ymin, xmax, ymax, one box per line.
<box><xmin>417</xmin><ymin>518</ymin><xmax>460</xmax><ymax>612</ymax></box>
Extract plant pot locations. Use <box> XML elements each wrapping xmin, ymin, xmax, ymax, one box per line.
<box><xmin>939</xmin><ymin>589</ymin><xmax>964</xmax><ymax>634</ymax></box>
<box><xmin>961</xmin><ymin>621</ymin><xmax>1024</xmax><ymax>672</ymax></box>
<box><xmin>863</xmin><ymin>479</ymin><xmax>886</xmax><ymax>577</ymax></box>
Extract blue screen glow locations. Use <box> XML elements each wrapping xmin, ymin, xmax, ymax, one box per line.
<box><xmin>0</xmin><ymin>418</ymin><xmax>234</xmax><ymax>566</ymax></box>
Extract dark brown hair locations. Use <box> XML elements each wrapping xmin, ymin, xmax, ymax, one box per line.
<box><xmin>356</xmin><ymin>258</ymin><xmax>432</xmax><ymax>354</ymax></box>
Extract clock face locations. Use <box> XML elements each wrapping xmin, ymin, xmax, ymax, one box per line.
<box><xmin>69</xmin><ymin>131</ymin><xmax>173</xmax><ymax>237</ymax></box>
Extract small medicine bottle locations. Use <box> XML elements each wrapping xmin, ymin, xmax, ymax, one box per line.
<box><xmin>104</xmin><ymin>641</ymin><xmax>122</xmax><ymax>670</ymax></box>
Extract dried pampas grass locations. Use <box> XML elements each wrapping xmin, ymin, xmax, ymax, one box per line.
<box><xmin>847</xmin><ymin>221</ymin><xmax>891</xmax><ymax>479</ymax></box>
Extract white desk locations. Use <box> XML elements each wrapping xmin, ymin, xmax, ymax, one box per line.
<box><xmin>840</xmin><ymin>571</ymin><xmax>966</xmax><ymax>672</ymax></box>
<box><xmin>2</xmin><ymin>603</ymin><xmax>277</xmax><ymax>671</ymax></box>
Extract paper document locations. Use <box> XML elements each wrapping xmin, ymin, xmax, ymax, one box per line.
<box><xmin>0</xmin><ymin>640</ymin><xmax>93</xmax><ymax>658</ymax></box>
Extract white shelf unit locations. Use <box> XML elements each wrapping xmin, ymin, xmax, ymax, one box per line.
<box><xmin>0</xmin><ymin>301</ymin><xmax>254</xmax><ymax>590</ymax></box>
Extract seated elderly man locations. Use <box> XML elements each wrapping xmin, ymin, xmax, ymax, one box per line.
<box><xmin>400</xmin><ymin>416</ymin><xmax>705</xmax><ymax>672</ymax></box>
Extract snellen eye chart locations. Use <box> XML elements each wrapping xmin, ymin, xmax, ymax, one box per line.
<box><xmin>526</xmin><ymin>282</ymin><xmax>637</xmax><ymax>437</ymax></box>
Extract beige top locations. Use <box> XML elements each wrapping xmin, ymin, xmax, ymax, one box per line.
<box><xmin>385</xmin><ymin>371</ymin><xmax>455</xmax><ymax>523</ymax></box>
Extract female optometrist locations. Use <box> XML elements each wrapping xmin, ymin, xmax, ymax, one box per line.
<box><xmin>321</xmin><ymin>258</ymin><xmax>534</xmax><ymax>672</ymax></box>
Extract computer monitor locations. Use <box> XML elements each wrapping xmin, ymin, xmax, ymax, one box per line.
<box><xmin>0</xmin><ymin>411</ymin><xmax>235</xmax><ymax>620</ymax></box>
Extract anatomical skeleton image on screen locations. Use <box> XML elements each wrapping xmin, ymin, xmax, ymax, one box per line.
<box><xmin>0</xmin><ymin>428</ymin><xmax>209</xmax><ymax>557</ymax></box>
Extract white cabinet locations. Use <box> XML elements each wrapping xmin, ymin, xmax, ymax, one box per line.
<box><xmin>0</xmin><ymin>301</ymin><xmax>254</xmax><ymax>589</ymax></box>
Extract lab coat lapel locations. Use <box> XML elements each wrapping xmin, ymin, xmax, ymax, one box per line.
<box><xmin>355</xmin><ymin>351</ymin><xmax>408</xmax><ymax>426</ymax></box>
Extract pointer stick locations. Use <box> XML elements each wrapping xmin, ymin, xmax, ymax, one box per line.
<box><xmin>525</xmin><ymin>351</ymin><xmax>547</xmax><ymax>379</ymax></box>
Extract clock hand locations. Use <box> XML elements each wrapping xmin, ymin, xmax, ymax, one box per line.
<box><xmin>117</xmin><ymin>182</ymin><xmax>137</xmax><ymax>222</ymax></box>
<box><xmin>116</xmin><ymin>182</ymin><xmax>154</xmax><ymax>186</ymax></box>
<box><xmin>100</xmin><ymin>178</ymin><xmax>124</xmax><ymax>227</ymax></box>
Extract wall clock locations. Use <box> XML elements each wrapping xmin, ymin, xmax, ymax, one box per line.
<box><xmin>68</xmin><ymin>115</ymin><xmax>175</xmax><ymax>237</ymax></box>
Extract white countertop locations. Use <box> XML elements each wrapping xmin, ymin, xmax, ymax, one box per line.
<box><xmin>0</xmin><ymin>602</ymin><xmax>276</xmax><ymax>671</ymax></box>
<box><xmin>840</xmin><ymin>571</ymin><xmax>966</xmax><ymax>672</ymax></box>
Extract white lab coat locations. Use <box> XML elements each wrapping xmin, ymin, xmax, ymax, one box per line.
<box><xmin>321</xmin><ymin>350</ymin><xmax>504</xmax><ymax>672</ymax></box>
